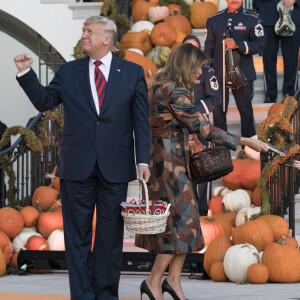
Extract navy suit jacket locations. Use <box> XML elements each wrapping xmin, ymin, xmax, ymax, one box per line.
<box><xmin>17</xmin><ymin>55</ymin><xmax>150</xmax><ymax>183</ymax></box>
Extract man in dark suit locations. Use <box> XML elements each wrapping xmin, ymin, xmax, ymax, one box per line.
<box><xmin>258</xmin><ymin>0</ymin><xmax>300</xmax><ymax>103</ymax></box>
<box><xmin>14</xmin><ymin>16</ymin><xmax>150</xmax><ymax>300</ymax></box>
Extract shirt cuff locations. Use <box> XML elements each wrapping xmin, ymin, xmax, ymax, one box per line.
<box><xmin>138</xmin><ymin>163</ymin><xmax>149</xmax><ymax>167</ymax></box>
<box><xmin>17</xmin><ymin>68</ymin><xmax>31</xmax><ymax>77</ymax></box>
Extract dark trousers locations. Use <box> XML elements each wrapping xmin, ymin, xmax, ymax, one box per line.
<box><xmin>263</xmin><ymin>26</ymin><xmax>300</xmax><ymax>99</ymax></box>
<box><xmin>60</xmin><ymin>161</ymin><xmax>128</xmax><ymax>300</ymax></box>
<box><xmin>213</xmin><ymin>81</ymin><xmax>256</xmax><ymax>138</ymax></box>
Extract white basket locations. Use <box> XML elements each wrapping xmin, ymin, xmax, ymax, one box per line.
<box><xmin>121</xmin><ymin>179</ymin><xmax>170</xmax><ymax>234</ymax></box>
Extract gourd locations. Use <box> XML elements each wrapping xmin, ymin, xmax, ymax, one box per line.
<box><xmin>247</xmin><ymin>252</ymin><xmax>269</xmax><ymax>284</ymax></box>
<box><xmin>148</xmin><ymin>6</ymin><xmax>169</xmax><ymax>23</ymax></box>
<box><xmin>12</xmin><ymin>230</ymin><xmax>42</xmax><ymax>252</ymax></box>
<box><xmin>235</xmin><ymin>205</ymin><xmax>261</xmax><ymax>227</ymax></box>
<box><xmin>47</xmin><ymin>230</ymin><xmax>65</xmax><ymax>251</ymax></box>
<box><xmin>222</xmin><ymin>189</ymin><xmax>251</xmax><ymax>212</ymax></box>
<box><xmin>0</xmin><ymin>207</ymin><xmax>25</xmax><ymax>239</ymax></box>
<box><xmin>146</xmin><ymin>46</ymin><xmax>172</xmax><ymax>68</ymax></box>
<box><xmin>20</xmin><ymin>206</ymin><xmax>40</xmax><ymax>227</ymax></box>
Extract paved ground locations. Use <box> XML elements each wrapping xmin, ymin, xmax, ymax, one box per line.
<box><xmin>1</xmin><ymin>271</ymin><xmax>300</xmax><ymax>300</ymax></box>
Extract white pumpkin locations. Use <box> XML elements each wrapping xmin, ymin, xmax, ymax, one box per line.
<box><xmin>222</xmin><ymin>189</ymin><xmax>251</xmax><ymax>212</ymax></box>
<box><xmin>47</xmin><ymin>230</ymin><xmax>65</xmax><ymax>251</ymax></box>
<box><xmin>224</xmin><ymin>244</ymin><xmax>259</xmax><ymax>283</ymax></box>
<box><xmin>259</xmin><ymin>251</ymin><xmax>264</xmax><ymax>261</ymax></box>
<box><xmin>12</xmin><ymin>231</ymin><xmax>42</xmax><ymax>252</ymax></box>
<box><xmin>245</xmin><ymin>135</ymin><xmax>260</xmax><ymax>160</ymax></box>
<box><xmin>20</xmin><ymin>226</ymin><xmax>37</xmax><ymax>232</ymax></box>
<box><xmin>213</xmin><ymin>186</ymin><xmax>232</xmax><ymax>197</ymax></box>
<box><xmin>128</xmin><ymin>48</ymin><xmax>144</xmax><ymax>56</ymax></box>
<box><xmin>235</xmin><ymin>205</ymin><xmax>261</xmax><ymax>227</ymax></box>
<box><xmin>131</xmin><ymin>20</ymin><xmax>154</xmax><ymax>33</ymax></box>
<box><xmin>148</xmin><ymin>6</ymin><xmax>169</xmax><ymax>23</ymax></box>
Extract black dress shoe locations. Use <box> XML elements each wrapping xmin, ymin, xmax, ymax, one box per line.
<box><xmin>161</xmin><ymin>279</ymin><xmax>188</xmax><ymax>300</ymax></box>
<box><xmin>140</xmin><ymin>280</ymin><xmax>156</xmax><ymax>300</ymax></box>
<box><xmin>264</xmin><ymin>96</ymin><xmax>276</xmax><ymax>103</ymax></box>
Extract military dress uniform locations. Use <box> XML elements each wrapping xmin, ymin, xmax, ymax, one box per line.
<box><xmin>193</xmin><ymin>65</ymin><xmax>221</xmax><ymax>214</ymax></box>
<box><xmin>135</xmin><ymin>83</ymin><xmax>239</xmax><ymax>253</ymax></box>
<box><xmin>204</xmin><ymin>6</ymin><xmax>265</xmax><ymax>137</ymax></box>
<box><xmin>259</xmin><ymin>0</ymin><xmax>300</xmax><ymax>102</ymax></box>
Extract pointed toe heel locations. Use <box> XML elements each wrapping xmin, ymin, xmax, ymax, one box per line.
<box><xmin>140</xmin><ymin>280</ymin><xmax>156</xmax><ymax>300</ymax></box>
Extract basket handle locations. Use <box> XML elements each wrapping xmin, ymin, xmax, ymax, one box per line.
<box><xmin>139</xmin><ymin>179</ymin><xmax>150</xmax><ymax>216</ymax></box>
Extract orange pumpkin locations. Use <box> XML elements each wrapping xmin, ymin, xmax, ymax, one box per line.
<box><xmin>26</xmin><ymin>235</ymin><xmax>49</xmax><ymax>251</ymax></box>
<box><xmin>0</xmin><ymin>207</ymin><xmax>24</xmax><ymax>239</ymax></box>
<box><xmin>32</xmin><ymin>186</ymin><xmax>59</xmax><ymax>212</ymax></box>
<box><xmin>132</xmin><ymin>1</ymin><xmax>156</xmax><ymax>22</ymax></box>
<box><xmin>213</xmin><ymin>210</ymin><xmax>237</xmax><ymax>228</ymax></box>
<box><xmin>11</xmin><ymin>252</ymin><xmax>19</xmax><ymax>269</ymax></box>
<box><xmin>232</xmin><ymin>218</ymin><xmax>273</xmax><ymax>251</ymax></box>
<box><xmin>240</xmin><ymin>160</ymin><xmax>261</xmax><ymax>190</ymax></box>
<box><xmin>247</xmin><ymin>253</ymin><xmax>269</xmax><ymax>284</ymax></box>
<box><xmin>190</xmin><ymin>1</ymin><xmax>218</xmax><ymax>29</ymax></box>
<box><xmin>121</xmin><ymin>32</ymin><xmax>153</xmax><ymax>55</ymax></box>
<box><xmin>164</xmin><ymin>15</ymin><xmax>192</xmax><ymax>36</ymax></box>
<box><xmin>200</xmin><ymin>210</ymin><xmax>231</xmax><ymax>247</ymax></box>
<box><xmin>168</xmin><ymin>4</ymin><xmax>182</xmax><ymax>15</ymax></box>
<box><xmin>203</xmin><ymin>235</ymin><xmax>232</xmax><ymax>276</ymax></box>
<box><xmin>210</xmin><ymin>262</ymin><xmax>228</xmax><ymax>282</ymax></box>
<box><xmin>20</xmin><ymin>206</ymin><xmax>40</xmax><ymax>227</ymax></box>
<box><xmin>0</xmin><ymin>231</ymin><xmax>13</xmax><ymax>265</ymax></box>
<box><xmin>252</xmin><ymin>185</ymin><xmax>261</xmax><ymax>206</ymax></box>
<box><xmin>262</xmin><ymin>238</ymin><xmax>300</xmax><ymax>283</ymax></box>
<box><xmin>208</xmin><ymin>196</ymin><xmax>223</xmax><ymax>214</ymax></box>
<box><xmin>150</xmin><ymin>23</ymin><xmax>177</xmax><ymax>47</ymax></box>
<box><xmin>285</xmin><ymin>229</ymin><xmax>299</xmax><ymax>248</ymax></box>
<box><xmin>175</xmin><ymin>29</ymin><xmax>186</xmax><ymax>43</ymax></box>
<box><xmin>267</xmin><ymin>103</ymin><xmax>287</xmax><ymax>117</ymax></box>
<box><xmin>222</xmin><ymin>159</ymin><xmax>244</xmax><ymax>190</ymax></box>
<box><xmin>37</xmin><ymin>211</ymin><xmax>64</xmax><ymax>239</ymax></box>
<box><xmin>171</xmin><ymin>42</ymin><xmax>181</xmax><ymax>50</ymax></box>
<box><xmin>258</xmin><ymin>215</ymin><xmax>289</xmax><ymax>242</ymax></box>
<box><xmin>0</xmin><ymin>249</ymin><xmax>6</xmax><ymax>277</ymax></box>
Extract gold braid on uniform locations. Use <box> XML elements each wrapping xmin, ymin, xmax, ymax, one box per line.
<box><xmin>0</xmin><ymin>110</ymin><xmax>64</xmax><ymax>205</ymax></box>
<box><xmin>250</xmin><ymin>96</ymin><xmax>299</xmax><ymax>219</ymax></box>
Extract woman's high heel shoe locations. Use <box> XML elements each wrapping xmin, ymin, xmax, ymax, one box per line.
<box><xmin>161</xmin><ymin>279</ymin><xmax>188</xmax><ymax>300</ymax></box>
<box><xmin>140</xmin><ymin>280</ymin><xmax>156</xmax><ymax>300</ymax></box>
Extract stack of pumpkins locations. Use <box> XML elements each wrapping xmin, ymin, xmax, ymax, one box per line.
<box><xmin>122</xmin><ymin>0</ymin><xmax>219</xmax><ymax>85</ymax></box>
<box><xmin>198</xmin><ymin>155</ymin><xmax>300</xmax><ymax>284</ymax></box>
<box><xmin>0</xmin><ymin>165</ymin><xmax>97</xmax><ymax>276</ymax></box>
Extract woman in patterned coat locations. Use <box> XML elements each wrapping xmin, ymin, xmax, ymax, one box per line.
<box><xmin>135</xmin><ymin>44</ymin><xmax>268</xmax><ymax>300</ymax></box>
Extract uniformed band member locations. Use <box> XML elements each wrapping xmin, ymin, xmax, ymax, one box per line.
<box><xmin>204</xmin><ymin>0</ymin><xmax>265</xmax><ymax>138</ymax></box>
<box><xmin>258</xmin><ymin>0</ymin><xmax>300</xmax><ymax>103</ymax></box>
<box><xmin>183</xmin><ymin>35</ymin><xmax>222</xmax><ymax>216</ymax></box>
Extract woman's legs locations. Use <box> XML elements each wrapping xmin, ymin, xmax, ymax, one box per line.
<box><xmin>166</xmin><ymin>254</ymin><xmax>187</xmax><ymax>300</ymax></box>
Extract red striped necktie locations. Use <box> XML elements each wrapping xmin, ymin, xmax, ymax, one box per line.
<box><xmin>94</xmin><ymin>60</ymin><xmax>106</xmax><ymax>109</ymax></box>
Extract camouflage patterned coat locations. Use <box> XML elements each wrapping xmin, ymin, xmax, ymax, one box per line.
<box><xmin>135</xmin><ymin>83</ymin><xmax>240</xmax><ymax>254</ymax></box>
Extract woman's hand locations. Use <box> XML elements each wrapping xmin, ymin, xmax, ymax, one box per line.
<box><xmin>293</xmin><ymin>160</ymin><xmax>300</xmax><ymax>170</ymax></box>
<box><xmin>239</xmin><ymin>137</ymin><xmax>269</xmax><ymax>152</ymax></box>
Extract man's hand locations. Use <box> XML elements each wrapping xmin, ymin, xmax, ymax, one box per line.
<box><xmin>138</xmin><ymin>165</ymin><xmax>150</xmax><ymax>182</ymax></box>
<box><xmin>282</xmin><ymin>0</ymin><xmax>295</xmax><ymax>7</ymax></box>
<box><xmin>14</xmin><ymin>53</ymin><xmax>33</xmax><ymax>73</ymax></box>
<box><xmin>224</xmin><ymin>38</ymin><xmax>238</xmax><ymax>49</ymax></box>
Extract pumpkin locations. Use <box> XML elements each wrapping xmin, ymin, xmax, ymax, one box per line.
<box><xmin>210</xmin><ymin>262</ymin><xmax>228</xmax><ymax>282</ymax></box>
<box><xmin>37</xmin><ymin>211</ymin><xmax>64</xmax><ymax>239</ymax></box>
<box><xmin>164</xmin><ymin>14</ymin><xmax>192</xmax><ymax>36</ymax></box>
<box><xmin>222</xmin><ymin>159</ymin><xmax>244</xmax><ymax>190</ymax></box>
<box><xmin>0</xmin><ymin>231</ymin><xmax>13</xmax><ymax>265</ymax></box>
<box><xmin>132</xmin><ymin>1</ymin><xmax>157</xmax><ymax>22</ymax></box>
<box><xmin>26</xmin><ymin>235</ymin><xmax>49</xmax><ymax>251</ymax></box>
<box><xmin>175</xmin><ymin>29</ymin><xmax>186</xmax><ymax>43</ymax></box>
<box><xmin>190</xmin><ymin>1</ymin><xmax>218</xmax><ymax>29</ymax></box>
<box><xmin>131</xmin><ymin>20</ymin><xmax>155</xmax><ymax>33</ymax></box>
<box><xmin>223</xmin><ymin>243</ymin><xmax>259</xmax><ymax>283</ymax></box>
<box><xmin>47</xmin><ymin>229</ymin><xmax>65</xmax><ymax>251</ymax></box>
<box><xmin>11</xmin><ymin>252</ymin><xmax>19</xmax><ymax>269</ymax></box>
<box><xmin>200</xmin><ymin>210</ymin><xmax>231</xmax><ymax>246</ymax></box>
<box><xmin>0</xmin><ymin>249</ymin><xmax>6</xmax><ymax>277</ymax></box>
<box><xmin>212</xmin><ymin>186</ymin><xmax>232</xmax><ymax>197</ymax></box>
<box><xmin>127</xmin><ymin>48</ymin><xmax>144</xmax><ymax>56</ymax></box>
<box><xmin>203</xmin><ymin>235</ymin><xmax>232</xmax><ymax>276</ymax></box>
<box><xmin>243</xmin><ymin>189</ymin><xmax>253</xmax><ymax>199</ymax></box>
<box><xmin>232</xmin><ymin>218</ymin><xmax>273</xmax><ymax>252</ymax></box>
<box><xmin>208</xmin><ymin>196</ymin><xmax>223</xmax><ymax>214</ymax></box>
<box><xmin>123</xmin><ymin>50</ymin><xmax>157</xmax><ymax>85</ymax></box>
<box><xmin>267</xmin><ymin>103</ymin><xmax>287</xmax><ymax>117</ymax></box>
<box><xmin>235</xmin><ymin>205</ymin><xmax>261</xmax><ymax>227</ymax></box>
<box><xmin>222</xmin><ymin>189</ymin><xmax>251</xmax><ymax>212</ymax></box>
<box><xmin>240</xmin><ymin>160</ymin><xmax>261</xmax><ymax>190</ymax></box>
<box><xmin>262</xmin><ymin>237</ymin><xmax>300</xmax><ymax>283</ymax></box>
<box><xmin>285</xmin><ymin>229</ymin><xmax>299</xmax><ymax>248</ymax></box>
<box><xmin>171</xmin><ymin>42</ymin><xmax>181</xmax><ymax>50</ymax></box>
<box><xmin>121</xmin><ymin>32</ymin><xmax>152</xmax><ymax>55</ymax></box>
<box><xmin>150</xmin><ymin>23</ymin><xmax>177</xmax><ymax>47</ymax></box>
<box><xmin>148</xmin><ymin>6</ymin><xmax>169</xmax><ymax>23</ymax></box>
<box><xmin>213</xmin><ymin>209</ymin><xmax>237</xmax><ymax>228</ymax></box>
<box><xmin>252</xmin><ymin>185</ymin><xmax>261</xmax><ymax>206</ymax></box>
<box><xmin>0</xmin><ymin>207</ymin><xmax>25</xmax><ymax>239</ymax></box>
<box><xmin>146</xmin><ymin>46</ymin><xmax>172</xmax><ymax>68</ymax></box>
<box><xmin>257</xmin><ymin>215</ymin><xmax>289</xmax><ymax>242</ymax></box>
<box><xmin>12</xmin><ymin>230</ymin><xmax>42</xmax><ymax>252</ymax></box>
<box><xmin>20</xmin><ymin>206</ymin><xmax>40</xmax><ymax>227</ymax></box>
<box><xmin>247</xmin><ymin>252</ymin><xmax>269</xmax><ymax>284</ymax></box>
<box><xmin>32</xmin><ymin>186</ymin><xmax>59</xmax><ymax>212</ymax></box>
<box><xmin>206</xmin><ymin>0</ymin><xmax>219</xmax><ymax>7</ymax></box>
<box><xmin>168</xmin><ymin>4</ymin><xmax>182</xmax><ymax>15</ymax></box>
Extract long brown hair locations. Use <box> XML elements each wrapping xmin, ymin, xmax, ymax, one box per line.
<box><xmin>149</xmin><ymin>43</ymin><xmax>211</xmax><ymax>101</ymax></box>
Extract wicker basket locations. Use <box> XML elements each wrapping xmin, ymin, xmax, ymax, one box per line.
<box><xmin>121</xmin><ymin>179</ymin><xmax>170</xmax><ymax>234</ymax></box>
<box><xmin>189</xmin><ymin>146</ymin><xmax>233</xmax><ymax>184</ymax></box>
